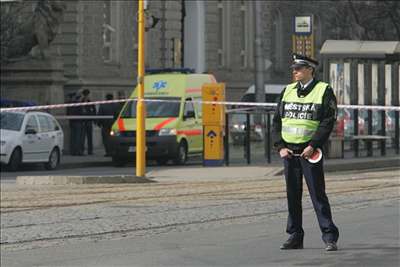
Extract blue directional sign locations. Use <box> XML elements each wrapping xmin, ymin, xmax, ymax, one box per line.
<box><xmin>207</xmin><ymin>130</ymin><xmax>217</xmax><ymax>138</ymax></box>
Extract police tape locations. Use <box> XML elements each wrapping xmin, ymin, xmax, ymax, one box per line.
<box><xmin>0</xmin><ymin>97</ymin><xmax>399</xmax><ymax>112</ymax></box>
<box><xmin>52</xmin><ymin>108</ymin><xmax>255</xmax><ymax>120</ymax></box>
<box><xmin>54</xmin><ymin>115</ymin><xmax>114</xmax><ymax>120</ymax></box>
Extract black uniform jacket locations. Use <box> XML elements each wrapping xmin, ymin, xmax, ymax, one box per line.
<box><xmin>272</xmin><ymin>79</ymin><xmax>338</xmax><ymax>153</ymax></box>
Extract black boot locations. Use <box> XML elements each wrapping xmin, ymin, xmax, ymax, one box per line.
<box><xmin>280</xmin><ymin>235</ymin><xmax>304</xmax><ymax>250</ymax></box>
<box><xmin>325</xmin><ymin>241</ymin><xmax>338</xmax><ymax>251</ymax></box>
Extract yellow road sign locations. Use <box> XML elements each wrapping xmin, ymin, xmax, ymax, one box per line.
<box><xmin>203</xmin><ymin>125</ymin><xmax>224</xmax><ymax>166</ymax></box>
<box><xmin>202</xmin><ymin>83</ymin><xmax>225</xmax><ymax>126</ymax></box>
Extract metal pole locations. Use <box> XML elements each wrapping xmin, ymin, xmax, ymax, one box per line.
<box><xmin>392</xmin><ymin>62</ymin><xmax>400</xmax><ymax>154</ymax></box>
<box><xmin>364</xmin><ymin>61</ymin><xmax>373</xmax><ymax>156</ymax></box>
<box><xmin>136</xmin><ymin>0</ymin><xmax>146</xmax><ymax>177</ymax></box>
<box><xmin>246</xmin><ymin>113</ymin><xmax>251</xmax><ymax>165</ymax></box>
<box><xmin>266</xmin><ymin>113</ymin><xmax>271</xmax><ymax>163</ymax></box>
<box><xmin>378</xmin><ymin>61</ymin><xmax>386</xmax><ymax>155</ymax></box>
<box><xmin>225</xmin><ymin>112</ymin><xmax>230</xmax><ymax>166</ymax></box>
<box><xmin>350</xmin><ymin>59</ymin><xmax>359</xmax><ymax>157</ymax></box>
<box><xmin>253</xmin><ymin>0</ymin><xmax>265</xmax><ymax>119</ymax></box>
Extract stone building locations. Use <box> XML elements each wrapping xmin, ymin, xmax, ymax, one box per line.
<box><xmin>3</xmin><ymin>0</ymin><xmax>398</xmax><ymax>103</ymax></box>
<box><xmin>2</xmin><ymin>0</ymin><xmax>398</xmax><ymax>153</ymax></box>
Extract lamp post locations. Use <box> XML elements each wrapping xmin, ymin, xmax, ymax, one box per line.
<box><xmin>136</xmin><ymin>0</ymin><xmax>146</xmax><ymax>177</ymax></box>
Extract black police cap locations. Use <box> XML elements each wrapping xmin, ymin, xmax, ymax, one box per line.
<box><xmin>291</xmin><ymin>54</ymin><xmax>318</xmax><ymax>69</ymax></box>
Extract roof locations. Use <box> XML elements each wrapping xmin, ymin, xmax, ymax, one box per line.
<box><xmin>320</xmin><ymin>40</ymin><xmax>400</xmax><ymax>59</ymax></box>
<box><xmin>246</xmin><ymin>84</ymin><xmax>286</xmax><ymax>95</ymax></box>
<box><xmin>145</xmin><ymin>68</ymin><xmax>195</xmax><ymax>75</ymax></box>
<box><xmin>0</xmin><ymin>98</ymin><xmax>37</xmax><ymax>108</ymax></box>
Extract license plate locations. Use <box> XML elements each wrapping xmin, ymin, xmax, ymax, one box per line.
<box><xmin>128</xmin><ymin>146</ymin><xmax>136</xmax><ymax>152</ymax></box>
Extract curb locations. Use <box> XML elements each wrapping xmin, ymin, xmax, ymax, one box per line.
<box><xmin>324</xmin><ymin>157</ymin><xmax>400</xmax><ymax>172</ymax></box>
<box><xmin>273</xmin><ymin>157</ymin><xmax>400</xmax><ymax>176</ymax></box>
<box><xmin>60</xmin><ymin>161</ymin><xmax>113</xmax><ymax>170</ymax></box>
<box><xmin>17</xmin><ymin>175</ymin><xmax>156</xmax><ymax>185</ymax></box>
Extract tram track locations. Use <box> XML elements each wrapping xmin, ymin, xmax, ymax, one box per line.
<box><xmin>2</xmin><ymin>183</ymin><xmax>398</xmax><ymax>230</ymax></box>
<box><xmin>1</xmin><ymin>167</ymin><xmax>398</xmax><ymax>250</ymax></box>
<box><xmin>1</xmin><ymin>195</ymin><xmax>398</xmax><ymax>247</ymax></box>
<box><xmin>1</xmin><ymin>172</ymin><xmax>398</xmax><ymax>213</ymax></box>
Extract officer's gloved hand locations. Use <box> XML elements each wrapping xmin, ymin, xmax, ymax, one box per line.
<box><xmin>300</xmin><ymin>145</ymin><xmax>314</xmax><ymax>159</ymax></box>
<box><xmin>279</xmin><ymin>148</ymin><xmax>293</xmax><ymax>159</ymax></box>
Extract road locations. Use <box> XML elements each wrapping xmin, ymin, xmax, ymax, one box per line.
<box><xmin>2</xmin><ymin>199</ymin><xmax>398</xmax><ymax>267</ymax></box>
<box><xmin>1</xmin><ymin>167</ymin><xmax>399</xmax><ymax>266</ymax></box>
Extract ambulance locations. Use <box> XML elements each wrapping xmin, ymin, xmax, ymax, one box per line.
<box><xmin>109</xmin><ymin>69</ymin><xmax>216</xmax><ymax>166</ymax></box>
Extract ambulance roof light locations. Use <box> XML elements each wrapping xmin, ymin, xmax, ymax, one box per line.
<box><xmin>145</xmin><ymin>68</ymin><xmax>195</xmax><ymax>74</ymax></box>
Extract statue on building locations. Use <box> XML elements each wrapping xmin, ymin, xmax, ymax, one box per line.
<box><xmin>0</xmin><ymin>0</ymin><xmax>66</xmax><ymax>62</ymax></box>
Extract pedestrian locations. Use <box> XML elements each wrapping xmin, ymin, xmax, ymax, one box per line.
<box><xmin>66</xmin><ymin>92</ymin><xmax>84</xmax><ymax>155</ymax></box>
<box><xmin>97</xmin><ymin>94</ymin><xmax>119</xmax><ymax>157</ymax></box>
<box><xmin>66</xmin><ymin>92</ymin><xmax>78</xmax><ymax>155</ymax></box>
<box><xmin>80</xmin><ymin>89</ymin><xmax>96</xmax><ymax>155</ymax></box>
<box><xmin>272</xmin><ymin>54</ymin><xmax>339</xmax><ymax>251</ymax></box>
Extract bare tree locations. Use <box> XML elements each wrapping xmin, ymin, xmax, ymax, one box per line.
<box><xmin>326</xmin><ymin>0</ymin><xmax>400</xmax><ymax>40</ymax></box>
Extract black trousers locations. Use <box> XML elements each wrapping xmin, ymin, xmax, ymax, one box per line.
<box><xmin>101</xmin><ymin>126</ymin><xmax>112</xmax><ymax>155</ymax></box>
<box><xmin>70</xmin><ymin>120</ymin><xmax>83</xmax><ymax>155</ymax></box>
<box><xmin>81</xmin><ymin>121</ymin><xmax>93</xmax><ymax>154</ymax></box>
<box><xmin>283</xmin><ymin>156</ymin><xmax>339</xmax><ymax>243</ymax></box>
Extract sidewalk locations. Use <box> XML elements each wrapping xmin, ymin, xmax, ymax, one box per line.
<box><xmin>60</xmin><ymin>148</ymin><xmax>400</xmax><ymax>174</ymax></box>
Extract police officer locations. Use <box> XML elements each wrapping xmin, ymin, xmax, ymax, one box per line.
<box><xmin>80</xmin><ymin>89</ymin><xmax>96</xmax><ymax>155</ymax></box>
<box><xmin>66</xmin><ymin>92</ymin><xmax>83</xmax><ymax>156</ymax></box>
<box><xmin>97</xmin><ymin>94</ymin><xmax>119</xmax><ymax>157</ymax></box>
<box><xmin>272</xmin><ymin>54</ymin><xmax>339</xmax><ymax>251</ymax></box>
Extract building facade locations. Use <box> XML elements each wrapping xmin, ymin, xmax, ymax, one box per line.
<box><xmin>2</xmin><ymin>0</ymin><xmax>398</xmax><ymax>153</ymax></box>
<box><xmin>2</xmin><ymin>0</ymin><xmax>398</xmax><ymax>102</ymax></box>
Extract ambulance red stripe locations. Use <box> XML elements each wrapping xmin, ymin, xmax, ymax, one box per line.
<box><xmin>177</xmin><ymin>129</ymin><xmax>203</xmax><ymax>136</ymax></box>
<box><xmin>153</xmin><ymin>117</ymin><xmax>177</xmax><ymax>130</ymax></box>
<box><xmin>186</xmin><ymin>88</ymin><xmax>201</xmax><ymax>93</ymax></box>
<box><xmin>117</xmin><ymin>118</ymin><xmax>126</xmax><ymax>131</ymax></box>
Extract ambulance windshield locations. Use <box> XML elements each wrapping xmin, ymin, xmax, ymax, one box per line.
<box><xmin>121</xmin><ymin>97</ymin><xmax>181</xmax><ymax>118</ymax></box>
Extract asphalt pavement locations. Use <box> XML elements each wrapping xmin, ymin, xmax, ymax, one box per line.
<box><xmin>1</xmin><ymin>146</ymin><xmax>399</xmax><ymax>182</ymax></box>
<box><xmin>1</xmin><ymin>199</ymin><xmax>398</xmax><ymax>267</ymax></box>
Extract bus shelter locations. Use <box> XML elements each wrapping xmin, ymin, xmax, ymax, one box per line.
<box><xmin>320</xmin><ymin>40</ymin><xmax>399</xmax><ymax>157</ymax></box>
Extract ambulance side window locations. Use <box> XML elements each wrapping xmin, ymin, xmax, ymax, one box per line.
<box><xmin>194</xmin><ymin>98</ymin><xmax>202</xmax><ymax>118</ymax></box>
<box><xmin>183</xmin><ymin>98</ymin><xmax>195</xmax><ymax>120</ymax></box>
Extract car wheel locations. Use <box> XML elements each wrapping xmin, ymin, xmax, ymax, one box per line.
<box><xmin>45</xmin><ymin>148</ymin><xmax>60</xmax><ymax>170</ymax></box>
<box><xmin>173</xmin><ymin>141</ymin><xmax>187</xmax><ymax>165</ymax></box>
<box><xmin>8</xmin><ymin>147</ymin><xmax>22</xmax><ymax>172</ymax></box>
<box><xmin>156</xmin><ymin>158</ymin><xmax>169</xmax><ymax>165</ymax></box>
<box><xmin>112</xmin><ymin>156</ymin><xmax>127</xmax><ymax>167</ymax></box>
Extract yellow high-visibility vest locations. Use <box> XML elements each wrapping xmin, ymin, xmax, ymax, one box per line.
<box><xmin>281</xmin><ymin>81</ymin><xmax>328</xmax><ymax>144</ymax></box>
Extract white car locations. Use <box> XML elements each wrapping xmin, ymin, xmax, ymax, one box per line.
<box><xmin>0</xmin><ymin>111</ymin><xmax>64</xmax><ymax>171</ymax></box>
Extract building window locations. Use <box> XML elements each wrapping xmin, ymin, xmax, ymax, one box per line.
<box><xmin>217</xmin><ymin>1</ymin><xmax>224</xmax><ymax>67</ymax></box>
<box><xmin>240</xmin><ymin>1</ymin><xmax>246</xmax><ymax>68</ymax></box>
<box><xmin>172</xmin><ymin>38</ymin><xmax>182</xmax><ymax>68</ymax></box>
<box><xmin>239</xmin><ymin>1</ymin><xmax>254</xmax><ymax>69</ymax></box>
<box><xmin>217</xmin><ymin>0</ymin><xmax>231</xmax><ymax>68</ymax></box>
<box><xmin>102</xmin><ymin>0</ymin><xmax>120</xmax><ymax>63</ymax></box>
<box><xmin>240</xmin><ymin>0</ymin><xmax>249</xmax><ymax>68</ymax></box>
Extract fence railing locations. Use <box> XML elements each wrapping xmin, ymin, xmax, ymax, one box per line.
<box><xmin>224</xmin><ymin>108</ymin><xmax>399</xmax><ymax>166</ymax></box>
